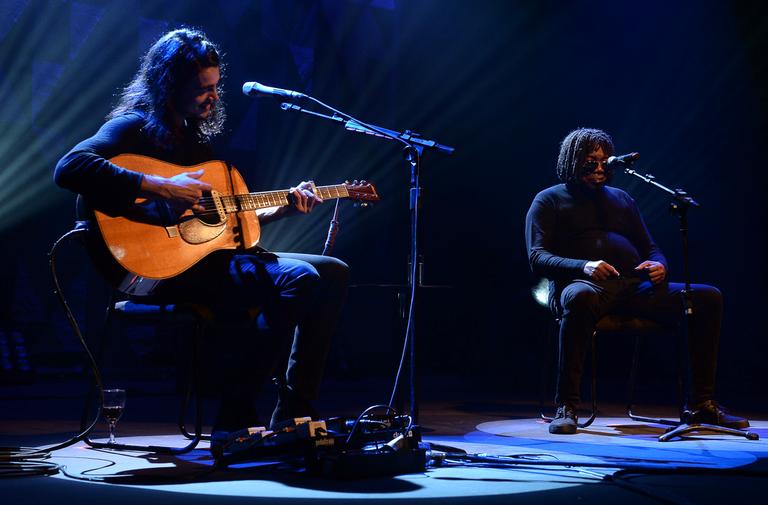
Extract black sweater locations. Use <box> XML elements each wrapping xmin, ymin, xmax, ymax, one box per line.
<box><xmin>54</xmin><ymin>111</ymin><xmax>213</xmax><ymax>216</ymax></box>
<box><xmin>525</xmin><ymin>183</ymin><xmax>667</xmax><ymax>284</ymax></box>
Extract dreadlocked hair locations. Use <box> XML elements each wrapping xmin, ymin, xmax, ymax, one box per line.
<box><xmin>108</xmin><ymin>27</ymin><xmax>226</xmax><ymax>148</ymax></box>
<box><xmin>556</xmin><ymin>128</ymin><xmax>615</xmax><ymax>183</ymax></box>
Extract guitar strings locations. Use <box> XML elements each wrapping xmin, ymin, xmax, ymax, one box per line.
<box><xmin>181</xmin><ymin>184</ymin><xmax>361</xmax><ymax>217</ymax></box>
<box><xmin>195</xmin><ymin>187</ymin><xmax>351</xmax><ymax>208</ymax></box>
<box><xmin>193</xmin><ymin>184</ymin><xmax>353</xmax><ymax>203</ymax></box>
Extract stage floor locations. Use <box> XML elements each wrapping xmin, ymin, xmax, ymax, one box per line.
<box><xmin>2</xmin><ymin>391</ymin><xmax>767</xmax><ymax>504</ymax></box>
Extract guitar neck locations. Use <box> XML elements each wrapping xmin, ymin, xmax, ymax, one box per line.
<box><xmin>219</xmin><ymin>185</ymin><xmax>350</xmax><ymax>213</ymax></box>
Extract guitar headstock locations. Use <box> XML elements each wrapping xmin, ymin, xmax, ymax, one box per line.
<box><xmin>344</xmin><ymin>180</ymin><xmax>380</xmax><ymax>203</ymax></box>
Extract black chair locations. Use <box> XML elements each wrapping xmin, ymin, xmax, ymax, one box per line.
<box><xmin>539</xmin><ymin>314</ymin><xmax>662</xmax><ymax>429</ymax></box>
<box><xmin>52</xmin><ymin>218</ymin><xmax>212</xmax><ymax>454</ymax></box>
<box><xmin>80</xmin><ymin>298</ymin><xmax>211</xmax><ymax>454</ymax></box>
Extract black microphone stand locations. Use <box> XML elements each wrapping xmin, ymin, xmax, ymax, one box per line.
<box><xmin>622</xmin><ymin>164</ymin><xmax>757</xmax><ymax>441</ymax></box>
<box><xmin>277</xmin><ymin>100</ymin><xmax>454</xmax><ymax>425</ymax></box>
<box><xmin>623</xmin><ymin>166</ymin><xmax>699</xmax><ymax>321</ymax></box>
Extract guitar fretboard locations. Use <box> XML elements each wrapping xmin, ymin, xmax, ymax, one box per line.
<box><xmin>219</xmin><ymin>185</ymin><xmax>351</xmax><ymax>213</ymax></box>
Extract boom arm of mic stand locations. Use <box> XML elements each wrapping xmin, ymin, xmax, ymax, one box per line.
<box><xmin>624</xmin><ymin>167</ymin><xmax>700</xmax><ymax>208</ymax></box>
<box><xmin>280</xmin><ymin>102</ymin><xmax>344</xmax><ymax>124</ymax></box>
<box><xmin>279</xmin><ymin>103</ymin><xmax>455</xmax><ymax>155</ymax></box>
<box><xmin>624</xmin><ymin>164</ymin><xmax>699</xmax><ymax>322</ymax></box>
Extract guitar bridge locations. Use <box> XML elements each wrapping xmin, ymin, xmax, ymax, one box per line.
<box><xmin>212</xmin><ymin>189</ymin><xmax>234</xmax><ymax>219</ymax></box>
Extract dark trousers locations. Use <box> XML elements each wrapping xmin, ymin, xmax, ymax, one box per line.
<box><xmin>554</xmin><ymin>278</ymin><xmax>721</xmax><ymax>408</ymax></box>
<box><xmin>151</xmin><ymin>250</ymin><xmax>349</xmax><ymax>429</ymax></box>
<box><xmin>277</xmin><ymin>253</ymin><xmax>350</xmax><ymax>401</ymax></box>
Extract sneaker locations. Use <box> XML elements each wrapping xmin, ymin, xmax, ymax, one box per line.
<box><xmin>549</xmin><ymin>404</ymin><xmax>578</xmax><ymax>434</ymax></box>
<box><xmin>681</xmin><ymin>400</ymin><xmax>750</xmax><ymax>430</ymax></box>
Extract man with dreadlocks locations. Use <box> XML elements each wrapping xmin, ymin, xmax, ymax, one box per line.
<box><xmin>525</xmin><ymin>127</ymin><xmax>748</xmax><ymax>434</ymax></box>
<box><xmin>54</xmin><ymin>28</ymin><xmax>349</xmax><ymax>449</ymax></box>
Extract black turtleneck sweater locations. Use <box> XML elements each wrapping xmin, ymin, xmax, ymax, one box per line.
<box><xmin>525</xmin><ymin>183</ymin><xmax>667</xmax><ymax>285</ymax></box>
<box><xmin>54</xmin><ymin>111</ymin><xmax>213</xmax><ymax>216</ymax></box>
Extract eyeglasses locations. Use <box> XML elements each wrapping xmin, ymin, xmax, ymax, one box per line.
<box><xmin>580</xmin><ymin>159</ymin><xmax>610</xmax><ymax>174</ymax></box>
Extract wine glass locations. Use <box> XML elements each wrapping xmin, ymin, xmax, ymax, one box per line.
<box><xmin>102</xmin><ymin>388</ymin><xmax>126</xmax><ymax>444</ymax></box>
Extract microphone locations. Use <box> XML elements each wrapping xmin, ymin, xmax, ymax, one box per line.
<box><xmin>242</xmin><ymin>81</ymin><xmax>306</xmax><ymax>99</ymax></box>
<box><xmin>606</xmin><ymin>152</ymin><xmax>640</xmax><ymax>167</ymax></box>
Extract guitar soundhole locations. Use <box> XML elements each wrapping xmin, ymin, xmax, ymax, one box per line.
<box><xmin>195</xmin><ymin>191</ymin><xmax>222</xmax><ymax>225</ymax></box>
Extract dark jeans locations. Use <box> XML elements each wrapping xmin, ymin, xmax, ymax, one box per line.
<box><xmin>150</xmin><ymin>250</ymin><xmax>349</xmax><ymax>429</ymax></box>
<box><xmin>554</xmin><ymin>278</ymin><xmax>721</xmax><ymax>408</ymax></box>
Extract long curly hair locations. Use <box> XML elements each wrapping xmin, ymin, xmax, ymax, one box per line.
<box><xmin>108</xmin><ymin>28</ymin><xmax>226</xmax><ymax>147</ymax></box>
<box><xmin>556</xmin><ymin>128</ymin><xmax>615</xmax><ymax>183</ymax></box>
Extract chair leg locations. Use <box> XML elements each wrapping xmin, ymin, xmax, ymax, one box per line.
<box><xmin>79</xmin><ymin>294</ymin><xmax>117</xmax><ymax>434</ymax></box>
<box><xmin>84</xmin><ymin>374</ymin><xmax>204</xmax><ymax>454</ymax></box>
<box><xmin>84</xmin><ymin>432</ymin><xmax>204</xmax><ymax>454</ymax></box>
<box><xmin>577</xmin><ymin>330</ymin><xmax>597</xmax><ymax>428</ymax></box>
<box><xmin>84</xmin><ymin>362</ymin><xmax>204</xmax><ymax>455</ymax></box>
<box><xmin>539</xmin><ymin>318</ymin><xmax>558</xmax><ymax>422</ymax></box>
<box><xmin>82</xmin><ymin>302</ymin><xmax>207</xmax><ymax>455</ymax></box>
<box><xmin>179</xmin><ymin>319</ymin><xmax>209</xmax><ymax>441</ymax></box>
<box><xmin>626</xmin><ymin>333</ymin><xmax>641</xmax><ymax>418</ymax></box>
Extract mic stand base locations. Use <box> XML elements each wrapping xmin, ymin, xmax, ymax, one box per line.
<box><xmin>659</xmin><ymin>423</ymin><xmax>759</xmax><ymax>442</ymax></box>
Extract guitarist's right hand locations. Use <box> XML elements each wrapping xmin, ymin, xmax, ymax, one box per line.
<box><xmin>140</xmin><ymin>169</ymin><xmax>212</xmax><ymax>212</ymax></box>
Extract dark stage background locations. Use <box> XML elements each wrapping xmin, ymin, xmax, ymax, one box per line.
<box><xmin>0</xmin><ymin>0</ymin><xmax>766</xmax><ymax>410</ymax></box>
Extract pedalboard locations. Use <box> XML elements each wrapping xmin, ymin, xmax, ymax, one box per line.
<box><xmin>214</xmin><ymin>415</ymin><xmax>427</xmax><ymax>478</ymax></box>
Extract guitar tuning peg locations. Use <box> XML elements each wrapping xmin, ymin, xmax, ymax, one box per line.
<box><xmin>361</xmin><ymin>179</ymin><xmax>367</xmax><ymax>185</ymax></box>
<box><xmin>352</xmin><ymin>179</ymin><xmax>358</xmax><ymax>185</ymax></box>
<box><xmin>345</xmin><ymin>179</ymin><xmax>350</xmax><ymax>185</ymax></box>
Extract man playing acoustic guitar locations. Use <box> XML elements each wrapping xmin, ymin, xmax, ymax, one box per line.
<box><xmin>54</xmin><ymin>28</ymin><xmax>350</xmax><ymax>448</ymax></box>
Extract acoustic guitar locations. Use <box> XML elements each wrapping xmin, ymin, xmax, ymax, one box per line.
<box><xmin>94</xmin><ymin>154</ymin><xmax>379</xmax><ymax>280</ymax></box>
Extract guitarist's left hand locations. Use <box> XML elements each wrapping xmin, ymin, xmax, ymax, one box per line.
<box><xmin>289</xmin><ymin>181</ymin><xmax>323</xmax><ymax>214</ymax></box>
<box><xmin>256</xmin><ymin>180</ymin><xmax>324</xmax><ymax>224</ymax></box>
